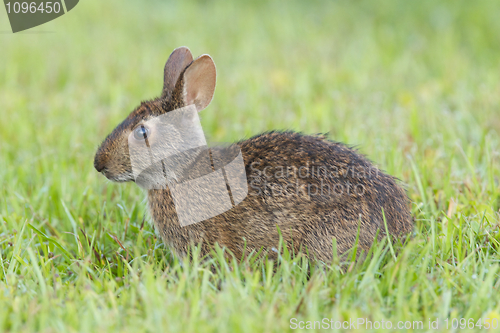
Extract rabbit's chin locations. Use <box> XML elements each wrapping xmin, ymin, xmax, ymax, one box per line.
<box><xmin>102</xmin><ymin>171</ymin><xmax>135</xmax><ymax>183</ymax></box>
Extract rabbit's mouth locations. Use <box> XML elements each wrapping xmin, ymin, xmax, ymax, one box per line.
<box><xmin>100</xmin><ymin>169</ymin><xmax>134</xmax><ymax>183</ymax></box>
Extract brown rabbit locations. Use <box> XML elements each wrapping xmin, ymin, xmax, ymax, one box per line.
<box><xmin>94</xmin><ymin>46</ymin><xmax>413</xmax><ymax>262</ymax></box>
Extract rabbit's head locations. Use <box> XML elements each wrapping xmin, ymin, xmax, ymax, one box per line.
<box><xmin>94</xmin><ymin>47</ymin><xmax>216</xmax><ymax>182</ymax></box>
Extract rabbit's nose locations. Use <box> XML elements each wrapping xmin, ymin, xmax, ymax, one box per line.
<box><xmin>94</xmin><ymin>161</ymin><xmax>105</xmax><ymax>173</ymax></box>
<box><xmin>94</xmin><ymin>155</ymin><xmax>106</xmax><ymax>172</ymax></box>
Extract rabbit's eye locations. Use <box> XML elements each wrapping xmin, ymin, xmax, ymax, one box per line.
<box><xmin>133</xmin><ymin>125</ymin><xmax>150</xmax><ymax>141</ymax></box>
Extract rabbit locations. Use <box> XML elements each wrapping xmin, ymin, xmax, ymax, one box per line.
<box><xmin>94</xmin><ymin>46</ymin><xmax>413</xmax><ymax>263</ymax></box>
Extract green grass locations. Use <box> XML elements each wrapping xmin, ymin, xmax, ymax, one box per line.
<box><xmin>1</xmin><ymin>0</ymin><xmax>500</xmax><ymax>331</ymax></box>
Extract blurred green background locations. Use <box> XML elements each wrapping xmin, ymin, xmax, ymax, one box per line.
<box><xmin>1</xmin><ymin>0</ymin><xmax>500</xmax><ymax>332</ymax></box>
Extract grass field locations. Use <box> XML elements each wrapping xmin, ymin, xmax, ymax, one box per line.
<box><xmin>1</xmin><ymin>0</ymin><xmax>500</xmax><ymax>332</ymax></box>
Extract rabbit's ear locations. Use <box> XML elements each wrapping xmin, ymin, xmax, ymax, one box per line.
<box><xmin>181</xmin><ymin>54</ymin><xmax>216</xmax><ymax>112</ymax></box>
<box><xmin>162</xmin><ymin>46</ymin><xmax>194</xmax><ymax>98</ymax></box>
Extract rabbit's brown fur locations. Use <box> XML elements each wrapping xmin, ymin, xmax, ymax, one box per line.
<box><xmin>94</xmin><ymin>47</ymin><xmax>413</xmax><ymax>262</ymax></box>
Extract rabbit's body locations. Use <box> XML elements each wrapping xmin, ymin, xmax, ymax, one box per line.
<box><xmin>94</xmin><ymin>47</ymin><xmax>413</xmax><ymax>262</ymax></box>
<box><xmin>149</xmin><ymin>131</ymin><xmax>411</xmax><ymax>262</ymax></box>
